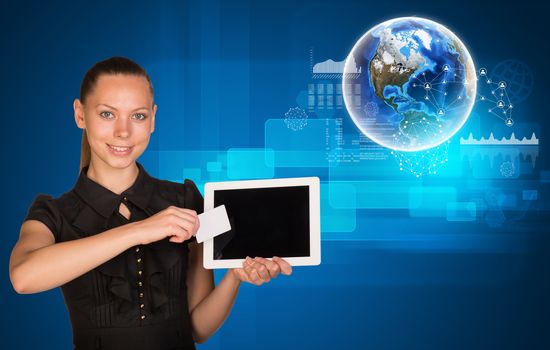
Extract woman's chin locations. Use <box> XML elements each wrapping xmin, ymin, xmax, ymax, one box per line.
<box><xmin>97</xmin><ymin>154</ymin><xmax>138</xmax><ymax>170</ymax></box>
<box><xmin>110</xmin><ymin>160</ymin><xmax>136</xmax><ymax>169</ymax></box>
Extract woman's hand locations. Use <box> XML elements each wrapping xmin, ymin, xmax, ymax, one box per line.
<box><xmin>131</xmin><ymin>206</ymin><xmax>200</xmax><ymax>245</ymax></box>
<box><xmin>230</xmin><ymin>256</ymin><xmax>292</xmax><ymax>285</ymax></box>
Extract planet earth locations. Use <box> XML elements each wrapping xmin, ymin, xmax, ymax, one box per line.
<box><xmin>343</xmin><ymin>17</ymin><xmax>477</xmax><ymax>152</ymax></box>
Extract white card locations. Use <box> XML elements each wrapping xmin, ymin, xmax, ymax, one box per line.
<box><xmin>195</xmin><ymin>205</ymin><xmax>231</xmax><ymax>243</ymax></box>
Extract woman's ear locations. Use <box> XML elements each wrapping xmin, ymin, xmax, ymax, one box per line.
<box><xmin>74</xmin><ymin>99</ymin><xmax>86</xmax><ymax>129</ymax></box>
<box><xmin>150</xmin><ymin>103</ymin><xmax>157</xmax><ymax>134</ymax></box>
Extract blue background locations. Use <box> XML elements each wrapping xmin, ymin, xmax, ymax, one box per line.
<box><xmin>2</xmin><ymin>0</ymin><xmax>549</xmax><ymax>349</ymax></box>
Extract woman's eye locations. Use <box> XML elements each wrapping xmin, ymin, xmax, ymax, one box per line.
<box><xmin>100</xmin><ymin>111</ymin><xmax>114</xmax><ymax>119</ymax></box>
<box><xmin>132</xmin><ymin>113</ymin><xmax>147</xmax><ymax>120</ymax></box>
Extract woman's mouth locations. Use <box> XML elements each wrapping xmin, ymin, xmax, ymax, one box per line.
<box><xmin>107</xmin><ymin>144</ymin><xmax>133</xmax><ymax>156</ymax></box>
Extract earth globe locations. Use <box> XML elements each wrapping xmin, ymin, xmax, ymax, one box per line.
<box><xmin>343</xmin><ymin>17</ymin><xmax>477</xmax><ymax>152</ymax></box>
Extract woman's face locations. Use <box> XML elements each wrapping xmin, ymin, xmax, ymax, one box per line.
<box><xmin>74</xmin><ymin>74</ymin><xmax>156</xmax><ymax>171</ymax></box>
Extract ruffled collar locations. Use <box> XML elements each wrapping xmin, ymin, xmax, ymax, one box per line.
<box><xmin>74</xmin><ymin>161</ymin><xmax>156</xmax><ymax>218</ymax></box>
<box><xmin>70</xmin><ymin>162</ymin><xmax>185</xmax><ymax>320</ymax></box>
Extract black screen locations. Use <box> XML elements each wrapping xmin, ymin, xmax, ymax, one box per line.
<box><xmin>213</xmin><ymin>186</ymin><xmax>310</xmax><ymax>260</ymax></box>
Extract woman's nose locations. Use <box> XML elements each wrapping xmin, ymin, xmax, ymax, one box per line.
<box><xmin>114</xmin><ymin>117</ymin><xmax>131</xmax><ymax>138</ymax></box>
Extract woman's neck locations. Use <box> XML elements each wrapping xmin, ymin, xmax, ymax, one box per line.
<box><xmin>86</xmin><ymin>160</ymin><xmax>139</xmax><ymax>195</ymax></box>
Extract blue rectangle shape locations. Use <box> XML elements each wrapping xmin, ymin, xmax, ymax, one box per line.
<box><xmin>227</xmin><ymin>148</ymin><xmax>274</xmax><ymax>179</ymax></box>
<box><xmin>328</xmin><ymin>154</ymin><xmax>412</xmax><ymax>180</ymax></box>
<box><xmin>446</xmin><ymin>202</ymin><xmax>477</xmax><ymax>221</ymax></box>
<box><xmin>158</xmin><ymin>151</ymin><xmax>228</xmax><ymax>182</ymax></box>
<box><xmin>356</xmin><ymin>181</ymin><xmax>417</xmax><ymax>209</ymax></box>
<box><xmin>522</xmin><ymin>190</ymin><xmax>538</xmax><ymax>201</ymax></box>
<box><xmin>265</xmin><ymin>118</ymin><xmax>338</xmax><ymax>167</ymax></box>
<box><xmin>321</xmin><ymin>184</ymin><xmax>356</xmax><ymax>233</ymax></box>
<box><xmin>328</xmin><ymin>182</ymin><xmax>357</xmax><ymax>209</ymax></box>
<box><xmin>329</xmin><ymin>181</ymin><xmax>421</xmax><ymax>209</ymax></box>
<box><xmin>540</xmin><ymin>170</ymin><xmax>550</xmax><ymax>183</ymax></box>
<box><xmin>500</xmin><ymin>194</ymin><xmax>517</xmax><ymax>208</ymax></box>
<box><xmin>182</xmin><ymin>168</ymin><xmax>202</xmax><ymax>182</ymax></box>
<box><xmin>409</xmin><ymin>186</ymin><xmax>457</xmax><ymax>217</ymax></box>
<box><xmin>207</xmin><ymin>161</ymin><xmax>222</xmax><ymax>172</ymax></box>
<box><xmin>272</xmin><ymin>150</ymin><xmax>336</xmax><ymax>168</ymax></box>
<box><xmin>265</xmin><ymin>118</ymin><xmax>335</xmax><ymax>150</ymax></box>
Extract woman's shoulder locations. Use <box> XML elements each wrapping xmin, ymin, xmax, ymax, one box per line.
<box><xmin>27</xmin><ymin>189</ymin><xmax>83</xmax><ymax>220</ymax></box>
<box><xmin>151</xmin><ymin>175</ymin><xmax>199</xmax><ymax>194</ymax></box>
<box><xmin>152</xmin><ymin>177</ymin><xmax>203</xmax><ymax>212</ymax></box>
<box><xmin>24</xmin><ymin>189</ymin><xmax>82</xmax><ymax>239</ymax></box>
<box><xmin>29</xmin><ymin>189</ymin><xmax>81</xmax><ymax>209</ymax></box>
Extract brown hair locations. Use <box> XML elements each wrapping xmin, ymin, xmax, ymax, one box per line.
<box><xmin>78</xmin><ymin>56</ymin><xmax>154</xmax><ymax>171</ymax></box>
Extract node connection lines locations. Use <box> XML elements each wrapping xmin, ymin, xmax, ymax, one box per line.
<box><xmin>476</xmin><ymin>67</ymin><xmax>515</xmax><ymax>127</ymax></box>
<box><xmin>391</xmin><ymin>140</ymin><xmax>450</xmax><ymax>178</ymax></box>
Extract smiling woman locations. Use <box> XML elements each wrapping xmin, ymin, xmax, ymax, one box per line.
<box><xmin>75</xmin><ymin>58</ymin><xmax>156</xmax><ymax>176</ymax></box>
<box><xmin>8</xmin><ymin>56</ymin><xmax>292</xmax><ymax>350</ymax></box>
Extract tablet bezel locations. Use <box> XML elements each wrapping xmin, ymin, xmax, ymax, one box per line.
<box><xmin>202</xmin><ymin>177</ymin><xmax>321</xmax><ymax>269</ymax></box>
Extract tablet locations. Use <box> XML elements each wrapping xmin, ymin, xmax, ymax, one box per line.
<box><xmin>203</xmin><ymin>177</ymin><xmax>321</xmax><ymax>269</ymax></box>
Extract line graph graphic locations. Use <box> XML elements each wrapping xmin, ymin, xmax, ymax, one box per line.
<box><xmin>460</xmin><ymin>132</ymin><xmax>539</xmax><ymax>145</ymax></box>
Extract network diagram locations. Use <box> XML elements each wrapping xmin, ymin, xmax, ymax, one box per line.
<box><xmin>475</xmin><ymin>60</ymin><xmax>534</xmax><ymax>127</ymax></box>
<box><xmin>410</xmin><ymin>64</ymin><xmax>470</xmax><ymax>120</ymax></box>
<box><xmin>282</xmin><ymin>30</ymin><xmax>534</xmax><ymax>178</ymax></box>
<box><xmin>477</xmin><ymin>68</ymin><xmax>515</xmax><ymax>126</ymax></box>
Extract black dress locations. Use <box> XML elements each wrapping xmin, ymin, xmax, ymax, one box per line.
<box><xmin>23</xmin><ymin>162</ymin><xmax>203</xmax><ymax>350</ymax></box>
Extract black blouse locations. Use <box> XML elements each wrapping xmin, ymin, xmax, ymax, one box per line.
<box><xmin>23</xmin><ymin>162</ymin><xmax>203</xmax><ymax>350</ymax></box>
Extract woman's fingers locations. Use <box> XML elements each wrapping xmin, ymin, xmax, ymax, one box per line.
<box><xmin>273</xmin><ymin>256</ymin><xmax>292</xmax><ymax>275</ymax></box>
<box><xmin>253</xmin><ymin>257</ymin><xmax>281</xmax><ymax>278</ymax></box>
<box><xmin>179</xmin><ymin>209</ymin><xmax>200</xmax><ymax>234</ymax></box>
<box><xmin>243</xmin><ymin>261</ymin><xmax>263</xmax><ymax>285</ymax></box>
<box><xmin>169</xmin><ymin>235</ymin><xmax>185</xmax><ymax>243</ymax></box>
<box><xmin>164</xmin><ymin>208</ymin><xmax>199</xmax><ymax>241</ymax></box>
<box><xmin>233</xmin><ymin>267</ymin><xmax>249</xmax><ymax>282</ymax></box>
<box><xmin>234</xmin><ymin>257</ymin><xmax>293</xmax><ymax>285</ymax></box>
<box><xmin>246</xmin><ymin>258</ymin><xmax>270</xmax><ymax>283</ymax></box>
<box><xmin>247</xmin><ymin>258</ymin><xmax>271</xmax><ymax>282</ymax></box>
<box><xmin>166</xmin><ymin>218</ymin><xmax>193</xmax><ymax>240</ymax></box>
<box><xmin>169</xmin><ymin>208</ymin><xmax>199</xmax><ymax>228</ymax></box>
<box><xmin>160</xmin><ymin>206</ymin><xmax>195</xmax><ymax>223</ymax></box>
<box><xmin>136</xmin><ymin>206</ymin><xmax>200</xmax><ymax>245</ymax></box>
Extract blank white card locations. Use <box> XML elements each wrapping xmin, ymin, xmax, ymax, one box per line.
<box><xmin>195</xmin><ymin>205</ymin><xmax>231</xmax><ymax>243</ymax></box>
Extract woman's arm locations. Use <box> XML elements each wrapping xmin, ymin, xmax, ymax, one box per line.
<box><xmin>9</xmin><ymin>219</ymin><xmax>140</xmax><ymax>294</ymax></box>
<box><xmin>186</xmin><ymin>241</ymin><xmax>240</xmax><ymax>344</ymax></box>
<box><xmin>186</xmin><ymin>242</ymin><xmax>292</xmax><ymax>344</ymax></box>
<box><xmin>10</xmin><ymin>206</ymin><xmax>198</xmax><ymax>294</ymax></box>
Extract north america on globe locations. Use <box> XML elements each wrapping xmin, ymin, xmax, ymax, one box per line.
<box><xmin>343</xmin><ymin>17</ymin><xmax>477</xmax><ymax>152</ymax></box>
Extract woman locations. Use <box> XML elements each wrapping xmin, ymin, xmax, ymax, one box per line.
<box><xmin>9</xmin><ymin>56</ymin><xmax>292</xmax><ymax>350</ymax></box>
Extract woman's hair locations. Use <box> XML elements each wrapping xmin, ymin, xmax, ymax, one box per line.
<box><xmin>78</xmin><ymin>56</ymin><xmax>154</xmax><ymax>171</ymax></box>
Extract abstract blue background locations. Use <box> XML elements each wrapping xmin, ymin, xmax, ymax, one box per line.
<box><xmin>1</xmin><ymin>0</ymin><xmax>549</xmax><ymax>349</ymax></box>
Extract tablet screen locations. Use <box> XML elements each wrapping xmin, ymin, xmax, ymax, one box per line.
<box><xmin>213</xmin><ymin>186</ymin><xmax>310</xmax><ymax>260</ymax></box>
